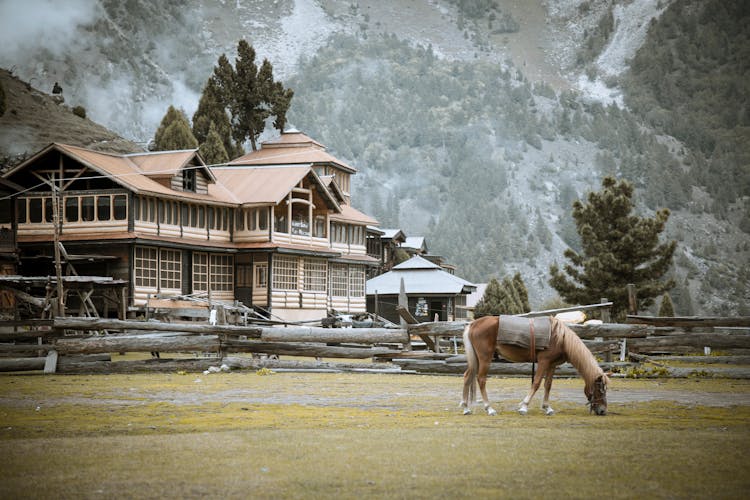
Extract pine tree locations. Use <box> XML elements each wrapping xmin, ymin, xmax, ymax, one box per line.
<box><xmin>199</xmin><ymin>122</ymin><xmax>229</xmax><ymax>165</ymax></box>
<box><xmin>152</xmin><ymin>106</ymin><xmax>198</xmax><ymax>151</ymax></box>
<box><xmin>192</xmin><ymin>79</ymin><xmax>238</xmax><ymax>159</ymax></box>
<box><xmin>208</xmin><ymin>39</ymin><xmax>294</xmax><ymax>152</ymax></box>
<box><xmin>549</xmin><ymin>177</ymin><xmax>676</xmax><ymax>320</ymax></box>
<box><xmin>474</xmin><ymin>277</ymin><xmax>503</xmax><ymax>318</ymax></box>
<box><xmin>658</xmin><ymin>292</ymin><xmax>675</xmax><ymax>317</ymax></box>
<box><xmin>511</xmin><ymin>272</ymin><xmax>531</xmax><ymax>313</ymax></box>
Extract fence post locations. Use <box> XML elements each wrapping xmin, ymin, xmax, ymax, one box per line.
<box><xmin>627</xmin><ymin>284</ymin><xmax>638</xmax><ymax>316</ymax></box>
<box><xmin>600</xmin><ymin>298</ymin><xmax>611</xmax><ymax>323</ymax></box>
<box><xmin>399</xmin><ymin>278</ymin><xmax>411</xmax><ymax>351</ymax></box>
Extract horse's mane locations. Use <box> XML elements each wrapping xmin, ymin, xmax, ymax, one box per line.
<box><xmin>552</xmin><ymin>317</ymin><xmax>605</xmax><ymax>384</ymax></box>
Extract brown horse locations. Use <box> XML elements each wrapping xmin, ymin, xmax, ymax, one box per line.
<box><xmin>460</xmin><ymin>315</ymin><xmax>609</xmax><ymax>416</ymax></box>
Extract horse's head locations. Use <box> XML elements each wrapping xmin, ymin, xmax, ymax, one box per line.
<box><xmin>585</xmin><ymin>374</ymin><xmax>609</xmax><ymax>416</ymax></box>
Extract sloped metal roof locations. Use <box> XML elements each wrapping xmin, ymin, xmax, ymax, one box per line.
<box><xmin>366</xmin><ymin>256</ymin><xmax>476</xmax><ymax>295</ymax></box>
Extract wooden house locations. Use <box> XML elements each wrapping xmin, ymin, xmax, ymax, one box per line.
<box><xmin>365</xmin><ymin>255</ymin><xmax>475</xmax><ymax>323</ymax></box>
<box><xmin>2</xmin><ymin>131</ymin><xmax>379</xmax><ymax>321</ymax></box>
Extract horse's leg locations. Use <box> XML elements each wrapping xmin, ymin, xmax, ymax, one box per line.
<box><xmin>518</xmin><ymin>360</ymin><xmax>546</xmax><ymax>415</ymax></box>
<box><xmin>460</xmin><ymin>325</ymin><xmax>476</xmax><ymax>415</ymax></box>
<box><xmin>460</xmin><ymin>367</ymin><xmax>474</xmax><ymax>415</ymax></box>
<box><xmin>541</xmin><ymin>364</ymin><xmax>557</xmax><ymax>416</ymax></box>
<box><xmin>477</xmin><ymin>351</ymin><xmax>497</xmax><ymax>416</ymax></box>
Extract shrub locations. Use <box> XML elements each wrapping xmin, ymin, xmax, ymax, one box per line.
<box><xmin>72</xmin><ymin>106</ymin><xmax>86</xmax><ymax>119</ymax></box>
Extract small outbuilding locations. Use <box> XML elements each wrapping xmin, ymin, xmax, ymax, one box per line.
<box><xmin>366</xmin><ymin>255</ymin><xmax>476</xmax><ymax>323</ymax></box>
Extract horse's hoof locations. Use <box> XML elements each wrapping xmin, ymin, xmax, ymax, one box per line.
<box><xmin>544</xmin><ymin>407</ymin><xmax>555</xmax><ymax>416</ymax></box>
<box><xmin>463</xmin><ymin>408</ymin><xmax>472</xmax><ymax>415</ymax></box>
<box><xmin>518</xmin><ymin>407</ymin><xmax>528</xmax><ymax>416</ymax></box>
<box><xmin>486</xmin><ymin>407</ymin><xmax>497</xmax><ymax>416</ymax></box>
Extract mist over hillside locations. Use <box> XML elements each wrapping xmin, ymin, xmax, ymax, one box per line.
<box><xmin>1</xmin><ymin>0</ymin><xmax>748</xmax><ymax>314</ymax></box>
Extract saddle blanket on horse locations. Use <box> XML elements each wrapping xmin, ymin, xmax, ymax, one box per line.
<box><xmin>497</xmin><ymin>315</ymin><xmax>551</xmax><ymax>351</ymax></box>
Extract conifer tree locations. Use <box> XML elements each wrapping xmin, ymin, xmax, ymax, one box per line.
<box><xmin>199</xmin><ymin>122</ymin><xmax>229</xmax><ymax>166</ymax></box>
<box><xmin>658</xmin><ymin>292</ymin><xmax>675</xmax><ymax>317</ymax></box>
<box><xmin>549</xmin><ymin>177</ymin><xmax>676</xmax><ymax>320</ymax></box>
<box><xmin>192</xmin><ymin>79</ymin><xmax>239</xmax><ymax>159</ymax></box>
<box><xmin>152</xmin><ymin>106</ymin><xmax>198</xmax><ymax>151</ymax></box>
<box><xmin>474</xmin><ymin>277</ymin><xmax>503</xmax><ymax>318</ymax></box>
<box><xmin>511</xmin><ymin>272</ymin><xmax>531</xmax><ymax>313</ymax></box>
<box><xmin>208</xmin><ymin>39</ymin><xmax>294</xmax><ymax>152</ymax></box>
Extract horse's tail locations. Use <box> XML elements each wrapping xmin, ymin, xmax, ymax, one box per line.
<box><xmin>463</xmin><ymin>322</ymin><xmax>477</xmax><ymax>405</ymax></box>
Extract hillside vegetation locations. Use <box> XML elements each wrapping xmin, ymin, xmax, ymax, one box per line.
<box><xmin>287</xmin><ymin>32</ymin><xmax>748</xmax><ymax>313</ymax></box>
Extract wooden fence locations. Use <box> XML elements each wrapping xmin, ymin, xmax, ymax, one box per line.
<box><xmin>1</xmin><ymin>315</ymin><xmax>749</xmax><ymax>376</ymax></box>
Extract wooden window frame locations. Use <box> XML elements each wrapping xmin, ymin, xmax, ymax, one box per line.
<box><xmin>272</xmin><ymin>255</ymin><xmax>298</xmax><ymax>290</ymax></box>
<box><xmin>303</xmin><ymin>258</ymin><xmax>327</xmax><ymax>292</ymax></box>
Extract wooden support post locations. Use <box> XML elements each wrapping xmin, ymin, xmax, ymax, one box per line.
<box><xmin>44</xmin><ymin>350</ymin><xmax>58</xmax><ymax>374</ymax></box>
<box><xmin>399</xmin><ymin>278</ymin><xmax>411</xmax><ymax>351</ymax></box>
<box><xmin>600</xmin><ymin>298</ymin><xmax>611</xmax><ymax>323</ymax></box>
<box><xmin>627</xmin><ymin>284</ymin><xmax>638</xmax><ymax>316</ymax></box>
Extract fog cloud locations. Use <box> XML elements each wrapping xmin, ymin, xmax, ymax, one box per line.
<box><xmin>0</xmin><ymin>0</ymin><xmax>100</xmax><ymax>61</ymax></box>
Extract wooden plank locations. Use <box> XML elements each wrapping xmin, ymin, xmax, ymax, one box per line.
<box><xmin>222</xmin><ymin>340</ymin><xmax>399</xmax><ymax>359</ymax></box>
<box><xmin>569</xmin><ymin>323</ymin><xmax>658</xmax><ymax>339</ymax></box>
<box><xmin>53</xmin><ymin>317</ymin><xmax>263</xmax><ymax>337</ymax></box>
<box><xmin>408</xmin><ymin>321</ymin><xmax>467</xmax><ymax>337</ymax></box>
<box><xmin>518</xmin><ymin>302</ymin><xmax>614</xmax><ymax>318</ymax></box>
<box><xmin>627</xmin><ymin>332</ymin><xmax>750</xmax><ymax>350</ymax></box>
<box><xmin>43</xmin><ymin>349</ymin><xmax>58</xmax><ymax>373</ymax></box>
<box><xmin>627</xmin><ymin>315</ymin><xmax>750</xmax><ymax>328</ymax></box>
<box><xmin>397</xmin><ymin>305</ymin><xmax>438</xmax><ymax>351</ymax></box>
<box><xmin>54</xmin><ymin>334</ymin><xmax>220</xmax><ymax>355</ymax></box>
<box><xmin>0</xmin><ymin>357</ymin><xmax>46</xmax><ymax>372</ymax></box>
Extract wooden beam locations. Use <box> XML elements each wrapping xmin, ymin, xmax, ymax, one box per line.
<box><xmin>518</xmin><ymin>302</ymin><xmax>614</xmax><ymax>318</ymax></box>
<box><xmin>626</xmin><ymin>316</ymin><xmax>750</xmax><ymax>328</ymax></box>
<box><xmin>54</xmin><ymin>334</ymin><xmax>220</xmax><ymax>354</ymax></box>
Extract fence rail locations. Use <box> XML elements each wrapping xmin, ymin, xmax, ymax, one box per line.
<box><xmin>1</xmin><ymin>315</ymin><xmax>749</xmax><ymax>376</ymax></box>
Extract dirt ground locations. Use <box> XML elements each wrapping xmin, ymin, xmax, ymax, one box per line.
<box><xmin>1</xmin><ymin>370</ymin><xmax>749</xmax><ymax>499</ymax></box>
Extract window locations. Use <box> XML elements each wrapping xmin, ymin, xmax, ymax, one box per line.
<box><xmin>193</xmin><ymin>252</ymin><xmax>208</xmax><ymax>293</ymax></box>
<box><xmin>183</xmin><ymin>168</ymin><xmax>196</xmax><ymax>192</ymax></box>
<box><xmin>291</xmin><ymin>203</ymin><xmax>309</xmax><ymax>235</ymax></box>
<box><xmin>272</xmin><ymin>255</ymin><xmax>298</xmax><ymax>290</ymax></box>
<box><xmin>303</xmin><ymin>258</ymin><xmax>327</xmax><ymax>292</ymax></box>
<box><xmin>274</xmin><ymin>208</ymin><xmax>288</xmax><ymax>233</ymax></box>
<box><xmin>64</xmin><ymin>198</ymin><xmax>78</xmax><ymax>222</ymax></box>
<box><xmin>329</xmin><ymin>264</ymin><xmax>348</xmax><ymax>297</ymax></box>
<box><xmin>159</xmin><ymin>249</ymin><xmax>182</xmax><ymax>290</ymax></box>
<box><xmin>29</xmin><ymin>198</ymin><xmax>42</xmax><ymax>223</ymax></box>
<box><xmin>349</xmin><ymin>265</ymin><xmax>365</xmax><ymax>297</ymax></box>
<box><xmin>148</xmin><ymin>198</ymin><xmax>156</xmax><ymax>222</ymax></box>
<box><xmin>134</xmin><ymin>247</ymin><xmax>158</xmax><ymax>288</ymax></box>
<box><xmin>97</xmin><ymin>195</ymin><xmax>111</xmax><ymax>221</ymax></box>
<box><xmin>258</xmin><ymin>208</ymin><xmax>268</xmax><ymax>230</ymax></box>
<box><xmin>313</xmin><ymin>215</ymin><xmax>326</xmax><ymax>238</ymax></box>
<box><xmin>16</xmin><ymin>199</ymin><xmax>26</xmax><ymax>224</ymax></box>
<box><xmin>210</xmin><ymin>254</ymin><xmax>234</xmax><ymax>292</ymax></box>
<box><xmin>44</xmin><ymin>198</ymin><xmax>54</xmax><ymax>223</ymax></box>
<box><xmin>254</xmin><ymin>263</ymin><xmax>268</xmax><ymax>288</ymax></box>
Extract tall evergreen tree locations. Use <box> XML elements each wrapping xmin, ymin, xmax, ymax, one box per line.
<box><xmin>152</xmin><ymin>106</ymin><xmax>198</xmax><ymax>151</ymax></box>
<box><xmin>474</xmin><ymin>277</ymin><xmax>503</xmax><ymax>318</ymax></box>
<box><xmin>658</xmin><ymin>292</ymin><xmax>675</xmax><ymax>317</ymax></box>
<box><xmin>192</xmin><ymin>79</ymin><xmax>239</xmax><ymax>159</ymax></box>
<box><xmin>208</xmin><ymin>39</ymin><xmax>294</xmax><ymax>152</ymax></box>
<box><xmin>199</xmin><ymin>122</ymin><xmax>229</xmax><ymax>165</ymax></box>
<box><xmin>511</xmin><ymin>272</ymin><xmax>531</xmax><ymax>312</ymax></box>
<box><xmin>549</xmin><ymin>177</ymin><xmax>676</xmax><ymax>320</ymax></box>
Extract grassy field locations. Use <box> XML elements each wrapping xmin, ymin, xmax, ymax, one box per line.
<box><xmin>1</xmin><ymin>369</ymin><xmax>748</xmax><ymax>499</ymax></box>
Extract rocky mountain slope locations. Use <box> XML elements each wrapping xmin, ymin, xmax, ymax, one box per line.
<box><xmin>1</xmin><ymin>0</ymin><xmax>747</xmax><ymax>314</ymax></box>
